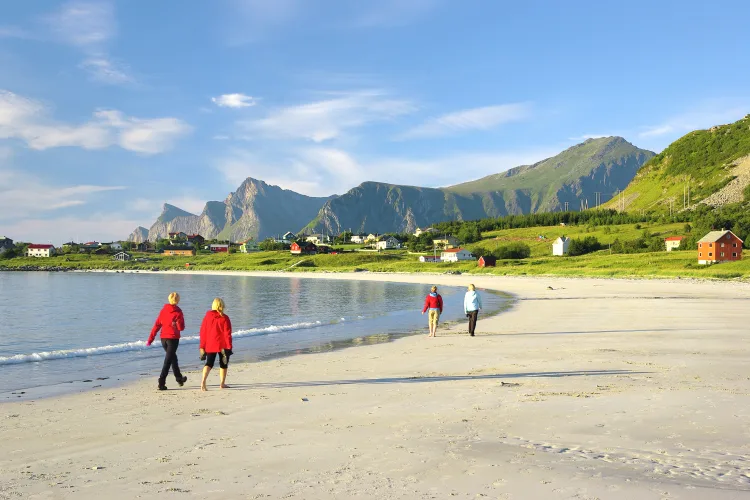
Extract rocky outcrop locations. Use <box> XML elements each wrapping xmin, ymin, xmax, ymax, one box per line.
<box><xmin>700</xmin><ymin>155</ymin><xmax>750</xmax><ymax>207</ymax></box>
<box><xmin>127</xmin><ymin>227</ymin><xmax>149</xmax><ymax>243</ymax></box>
<box><xmin>134</xmin><ymin>179</ymin><xmax>332</xmax><ymax>243</ymax></box>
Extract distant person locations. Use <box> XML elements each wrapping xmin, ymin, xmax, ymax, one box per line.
<box><xmin>199</xmin><ymin>298</ymin><xmax>233</xmax><ymax>391</ymax></box>
<box><xmin>146</xmin><ymin>292</ymin><xmax>187</xmax><ymax>391</ymax></box>
<box><xmin>464</xmin><ymin>284</ymin><xmax>483</xmax><ymax>336</ymax></box>
<box><xmin>421</xmin><ymin>285</ymin><xmax>443</xmax><ymax>337</ymax></box>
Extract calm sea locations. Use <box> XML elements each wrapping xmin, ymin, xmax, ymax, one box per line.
<box><xmin>0</xmin><ymin>272</ymin><xmax>507</xmax><ymax>399</ymax></box>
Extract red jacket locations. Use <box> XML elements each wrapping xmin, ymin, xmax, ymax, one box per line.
<box><xmin>422</xmin><ymin>293</ymin><xmax>443</xmax><ymax>313</ymax></box>
<box><xmin>148</xmin><ymin>304</ymin><xmax>185</xmax><ymax>345</ymax></box>
<box><xmin>199</xmin><ymin>310</ymin><xmax>233</xmax><ymax>353</ymax></box>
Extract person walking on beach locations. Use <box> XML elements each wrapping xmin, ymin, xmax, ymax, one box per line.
<box><xmin>147</xmin><ymin>292</ymin><xmax>188</xmax><ymax>391</ymax></box>
<box><xmin>199</xmin><ymin>298</ymin><xmax>233</xmax><ymax>391</ymax></box>
<box><xmin>464</xmin><ymin>284</ymin><xmax>483</xmax><ymax>336</ymax></box>
<box><xmin>421</xmin><ymin>285</ymin><xmax>443</xmax><ymax>337</ymax></box>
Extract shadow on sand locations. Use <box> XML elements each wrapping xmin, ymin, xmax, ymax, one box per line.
<box><xmin>224</xmin><ymin>369</ymin><xmax>646</xmax><ymax>390</ymax></box>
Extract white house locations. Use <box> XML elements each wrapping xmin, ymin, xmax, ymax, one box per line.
<box><xmin>306</xmin><ymin>234</ymin><xmax>331</xmax><ymax>245</ymax></box>
<box><xmin>419</xmin><ymin>255</ymin><xmax>441</xmax><ymax>263</ymax></box>
<box><xmin>552</xmin><ymin>236</ymin><xmax>570</xmax><ymax>256</ymax></box>
<box><xmin>376</xmin><ymin>235</ymin><xmax>401</xmax><ymax>250</ymax></box>
<box><xmin>665</xmin><ymin>236</ymin><xmax>684</xmax><ymax>251</ymax></box>
<box><xmin>433</xmin><ymin>236</ymin><xmax>460</xmax><ymax>249</ymax></box>
<box><xmin>112</xmin><ymin>251</ymin><xmax>132</xmax><ymax>261</ymax></box>
<box><xmin>350</xmin><ymin>234</ymin><xmax>367</xmax><ymax>244</ymax></box>
<box><xmin>440</xmin><ymin>248</ymin><xmax>475</xmax><ymax>262</ymax></box>
<box><xmin>27</xmin><ymin>244</ymin><xmax>56</xmax><ymax>258</ymax></box>
<box><xmin>109</xmin><ymin>242</ymin><xmax>123</xmax><ymax>251</ymax></box>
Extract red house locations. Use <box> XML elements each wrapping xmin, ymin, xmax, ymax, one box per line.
<box><xmin>291</xmin><ymin>242</ymin><xmax>317</xmax><ymax>255</ymax></box>
<box><xmin>478</xmin><ymin>256</ymin><xmax>497</xmax><ymax>267</ymax></box>
<box><xmin>209</xmin><ymin>244</ymin><xmax>229</xmax><ymax>253</ymax></box>
<box><xmin>698</xmin><ymin>230</ymin><xmax>742</xmax><ymax>265</ymax></box>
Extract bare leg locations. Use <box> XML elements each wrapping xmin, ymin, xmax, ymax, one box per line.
<box><xmin>219</xmin><ymin>368</ymin><xmax>229</xmax><ymax>389</ymax></box>
<box><xmin>201</xmin><ymin>366</ymin><xmax>211</xmax><ymax>391</ymax></box>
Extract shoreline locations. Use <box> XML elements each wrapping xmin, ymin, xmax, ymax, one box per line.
<box><xmin>2</xmin><ymin>273</ymin><xmax>750</xmax><ymax>498</ymax></box>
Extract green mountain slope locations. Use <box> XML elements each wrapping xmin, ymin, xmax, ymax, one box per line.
<box><xmin>303</xmin><ymin>137</ymin><xmax>654</xmax><ymax>235</ymax></box>
<box><xmin>604</xmin><ymin>114</ymin><xmax>750</xmax><ymax>212</ymax></box>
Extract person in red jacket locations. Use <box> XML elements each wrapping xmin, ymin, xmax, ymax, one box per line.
<box><xmin>147</xmin><ymin>292</ymin><xmax>187</xmax><ymax>390</ymax></box>
<box><xmin>199</xmin><ymin>297</ymin><xmax>233</xmax><ymax>391</ymax></box>
<box><xmin>421</xmin><ymin>285</ymin><xmax>443</xmax><ymax>337</ymax></box>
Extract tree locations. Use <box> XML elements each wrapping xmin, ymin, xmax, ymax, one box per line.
<box><xmin>259</xmin><ymin>238</ymin><xmax>285</xmax><ymax>251</ymax></box>
<box><xmin>568</xmin><ymin>236</ymin><xmax>602</xmax><ymax>256</ymax></box>
<box><xmin>334</xmin><ymin>231</ymin><xmax>353</xmax><ymax>245</ymax></box>
<box><xmin>492</xmin><ymin>243</ymin><xmax>531</xmax><ymax>259</ymax></box>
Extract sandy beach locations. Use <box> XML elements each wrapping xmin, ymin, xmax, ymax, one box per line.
<box><xmin>2</xmin><ymin>272</ymin><xmax>750</xmax><ymax>499</ymax></box>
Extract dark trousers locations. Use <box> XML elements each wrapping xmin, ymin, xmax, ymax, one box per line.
<box><xmin>467</xmin><ymin>310</ymin><xmax>479</xmax><ymax>335</ymax></box>
<box><xmin>159</xmin><ymin>339</ymin><xmax>183</xmax><ymax>385</ymax></box>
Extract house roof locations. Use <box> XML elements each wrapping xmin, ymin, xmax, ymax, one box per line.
<box><xmin>163</xmin><ymin>246</ymin><xmax>193</xmax><ymax>251</ymax></box>
<box><xmin>28</xmin><ymin>244</ymin><xmax>54</xmax><ymax>249</ymax></box>
<box><xmin>442</xmin><ymin>248</ymin><xmax>467</xmax><ymax>253</ymax></box>
<box><xmin>698</xmin><ymin>230</ymin><xmax>743</xmax><ymax>243</ymax></box>
<box><xmin>554</xmin><ymin>236</ymin><xmax>569</xmax><ymax>243</ymax></box>
<box><xmin>187</xmin><ymin>234</ymin><xmax>203</xmax><ymax>239</ymax></box>
<box><xmin>479</xmin><ymin>255</ymin><xmax>497</xmax><ymax>261</ymax></box>
<box><xmin>665</xmin><ymin>236</ymin><xmax>684</xmax><ymax>241</ymax></box>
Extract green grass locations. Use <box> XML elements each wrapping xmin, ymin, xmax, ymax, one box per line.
<box><xmin>2</xmin><ymin>223</ymin><xmax>747</xmax><ymax>280</ymax></box>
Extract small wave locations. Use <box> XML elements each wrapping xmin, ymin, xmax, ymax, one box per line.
<box><xmin>0</xmin><ymin>321</ymin><xmax>323</xmax><ymax>366</ymax></box>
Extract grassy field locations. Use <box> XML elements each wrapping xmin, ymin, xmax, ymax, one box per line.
<box><xmin>2</xmin><ymin>222</ymin><xmax>748</xmax><ymax>280</ymax></box>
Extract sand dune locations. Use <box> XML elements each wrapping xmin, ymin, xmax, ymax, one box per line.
<box><xmin>2</xmin><ymin>273</ymin><xmax>750</xmax><ymax>499</ymax></box>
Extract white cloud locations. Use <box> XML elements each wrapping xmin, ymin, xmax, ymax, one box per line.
<box><xmin>0</xmin><ymin>90</ymin><xmax>191</xmax><ymax>154</ymax></box>
<box><xmin>240</xmin><ymin>91</ymin><xmax>415</xmax><ymax>142</ymax></box>
<box><xmin>79</xmin><ymin>57</ymin><xmax>134</xmax><ymax>85</ymax></box>
<box><xmin>401</xmin><ymin>103</ymin><xmax>532</xmax><ymax>139</ymax></box>
<box><xmin>0</xmin><ymin>169</ymin><xmax>124</xmax><ymax>221</ymax></box>
<box><xmin>212</xmin><ymin>93</ymin><xmax>257</xmax><ymax>108</ymax></box>
<box><xmin>2</xmin><ymin>215</ymin><xmax>139</xmax><ymax>245</ymax></box>
<box><xmin>215</xmin><ymin>146</ymin><xmax>557</xmax><ymax>197</ymax></box>
<box><xmin>46</xmin><ymin>0</ymin><xmax>115</xmax><ymax>48</ymax></box>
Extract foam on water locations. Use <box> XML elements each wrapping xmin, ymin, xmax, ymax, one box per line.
<box><xmin>0</xmin><ymin>320</ymin><xmax>323</xmax><ymax>366</ymax></box>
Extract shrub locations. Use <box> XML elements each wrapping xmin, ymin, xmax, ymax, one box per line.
<box><xmin>568</xmin><ymin>236</ymin><xmax>602</xmax><ymax>256</ymax></box>
<box><xmin>492</xmin><ymin>243</ymin><xmax>531</xmax><ymax>259</ymax></box>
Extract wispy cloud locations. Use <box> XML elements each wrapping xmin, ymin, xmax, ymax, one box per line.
<box><xmin>212</xmin><ymin>93</ymin><xmax>257</xmax><ymax>108</ymax></box>
<box><xmin>0</xmin><ymin>90</ymin><xmax>191</xmax><ymax>154</ymax></box>
<box><xmin>638</xmin><ymin>103</ymin><xmax>749</xmax><ymax>140</ymax></box>
<box><xmin>401</xmin><ymin>103</ymin><xmax>532</xmax><ymax>139</ymax></box>
<box><xmin>79</xmin><ymin>56</ymin><xmax>134</xmax><ymax>85</ymax></box>
<box><xmin>215</xmin><ymin>145</ymin><xmax>557</xmax><ymax>197</ymax></box>
<box><xmin>0</xmin><ymin>168</ymin><xmax>124</xmax><ymax>221</ymax></box>
<box><xmin>239</xmin><ymin>90</ymin><xmax>415</xmax><ymax>142</ymax></box>
<box><xmin>225</xmin><ymin>0</ymin><xmax>439</xmax><ymax>44</ymax></box>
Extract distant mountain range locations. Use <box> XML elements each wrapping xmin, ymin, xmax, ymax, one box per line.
<box><xmin>129</xmin><ymin>136</ymin><xmax>654</xmax><ymax>242</ymax></box>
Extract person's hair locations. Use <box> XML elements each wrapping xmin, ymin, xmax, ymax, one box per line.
<box><xmin>468</xmin><ymin>284</ymin><xmax>475</xmax><ymax>291</ymax></box>
<box><xmin>168</xmin><ymin>292</ymin><xmax>180</xmax><ymax>305</ymax></box>
<box><xmin>430</xmin><ymin>286</ymin><xmax>437</xmax><ymax>292</ymax></box>
<box><xmin>212</xmin><ymin>297</ymin><xmax>225</xmax><ymax>315</ymax></box>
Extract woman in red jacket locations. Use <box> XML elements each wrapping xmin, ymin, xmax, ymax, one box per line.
<box><xmin>199</xmin><ymin>297</ymin><xmax>233</xmax><ymax>391</ymax></box>
<box><xmin>147</xmin><ymin>292</ymin><xmax>187</xmax><ymax>390</ymax></box>
<box><xmin>421</xmin><ymin>285</ymin><xmax>443</xmax><ymax>337</ymax></box>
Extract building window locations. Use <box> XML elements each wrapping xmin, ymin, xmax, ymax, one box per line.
<box><xmin>733</xmin><ymin>243</ymin><xmax>738</xmax><ymax>247</ymax></box>
<box><xmin>721</xmin><ymin>243</ymin><xmax>725</xmax><ymax>247</ymax></box>
<box><xmin>721</xmin><ymin>253</ymin><xmax>725</xmax><ymax>257</ymax></box>
<box><xmin>709</xmin><ymin>253</ymin><xmax>713</xmax><ymax>257</ymax></box>
<box><xmin>733</xmin><ymin>253</ymin><xmax>738</xmax><ymax>257</ymax></box>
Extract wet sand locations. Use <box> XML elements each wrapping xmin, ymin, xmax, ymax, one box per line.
<box><xmin>2</xmin><ymin>273</ymin><xmax>750</xmax><ymax>499</ymax></box>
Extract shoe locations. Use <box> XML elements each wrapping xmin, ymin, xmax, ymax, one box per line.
<box><xmin>177</xmin><ymin>376</ymin><xmax>187</xmax><ymax>387</ymax></box>
<box><xmin>470</xmin><ymin>333</ymin><xmax>475</xmax><ymax>336</ymax></box>
<box><xmin>158</xmin><ymin>385</ymin><xmax>168</xmax><ymax>391</ymax></box>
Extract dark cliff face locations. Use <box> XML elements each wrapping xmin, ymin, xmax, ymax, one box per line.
<box><xmin>303</xmin><ymin>138</ymin><xmax>655</xmax><ymax>235</ymax></box>
<box><xmin>137</xmin><ymin>179</ymin><xmax>332</xmax><ymax>242</ymax></box>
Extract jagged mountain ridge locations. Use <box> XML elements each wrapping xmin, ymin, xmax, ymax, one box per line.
<box><xmin>304</xmin><ymin>137</ymin><xmax>654</xmax><ymax>235</ymax></box>
<box><xmin>140</xmin><ymin>179</ymin><xmax>333</xmax><ymax>242</ymax></box>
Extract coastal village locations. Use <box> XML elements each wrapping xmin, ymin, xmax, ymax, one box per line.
<box><xmin>1</xmin><ymin>225</ymin><xmax>743</xmax><ymax>268</ymax></box>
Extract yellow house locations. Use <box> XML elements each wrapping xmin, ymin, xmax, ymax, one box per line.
<box><xmin>163</xmin><ymin>246</ymin><xmax>195</xmax><ymax>256</ymax></box>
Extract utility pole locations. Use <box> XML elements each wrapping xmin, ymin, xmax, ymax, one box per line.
<box><xmin>564</xmin><ymin>201</ymin><xmax>569</xmax><ymax>212</ymax></box>
<box><xmin>594</xmin><ymin>192</ymin><xmax>601</xmax><ymax>209</ymax></box>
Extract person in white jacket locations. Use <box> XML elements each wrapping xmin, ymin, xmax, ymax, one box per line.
<box><xmin>463</xmin><ymin>284</ymin><xmax>483</xmax><ymax>336</ymax></box>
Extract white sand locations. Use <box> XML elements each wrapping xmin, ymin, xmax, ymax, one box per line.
<box><xmin>2</xmin><ymin>272</ymin><xmax>750</xmax><ymax>499</ymax></box>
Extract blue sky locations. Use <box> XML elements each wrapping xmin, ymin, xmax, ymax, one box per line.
<box><xmin>1</xmin><ymin>0</ymin><xmax>749</xmax><ymax>243</ymax></box>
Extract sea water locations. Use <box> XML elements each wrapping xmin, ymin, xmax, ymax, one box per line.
<box><xmin>0</xmin><ymin>272</ymin><xmax>507</xmax><ymax>398</ymax></box>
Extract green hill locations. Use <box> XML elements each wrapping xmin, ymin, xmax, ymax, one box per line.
<box><xmin>604</xmin><ymin>114</ymin><xmax>750</xmax><ymax>212</ymax></box>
